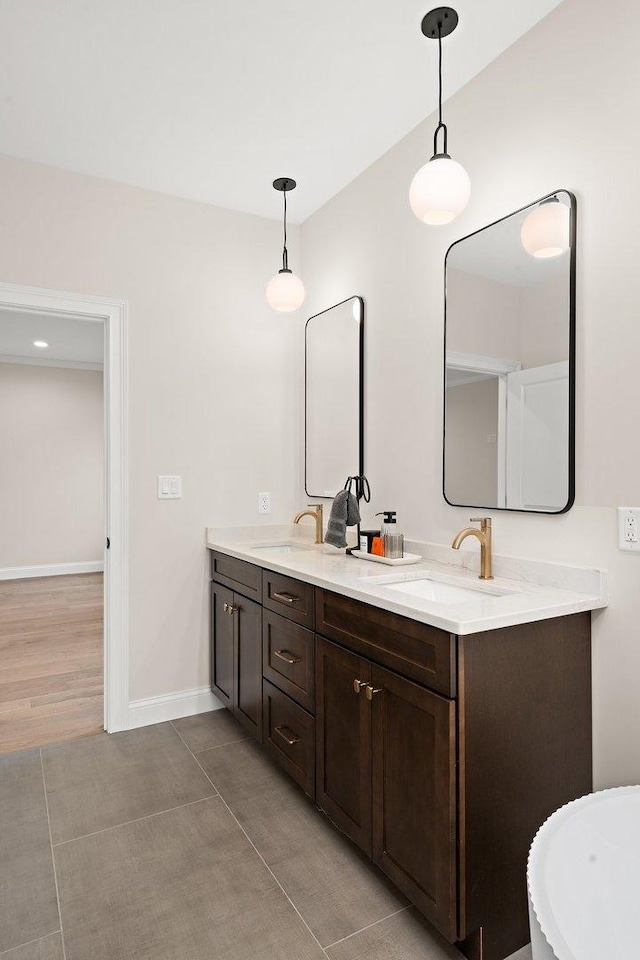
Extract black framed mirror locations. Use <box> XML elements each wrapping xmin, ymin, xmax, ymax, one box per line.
<box><xmin>443</xmin><ymin>190</ymin><xmax>576</xmax><ymax>513</ymax></box>
<box><xmin>305</xmin><ymin>296</ymin><xmax>364</xmax><ymax>498</ymax></box>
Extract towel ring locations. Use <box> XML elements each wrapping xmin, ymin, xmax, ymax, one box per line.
<box><xmin>343</xmin><ymin>474</ymin><xmax>371</xmax><ymax>556</ymax></box>
<box><xmin>344</xmin><ymin>475</ymin><xmax>370</xmax><ymax>503</ymax></box>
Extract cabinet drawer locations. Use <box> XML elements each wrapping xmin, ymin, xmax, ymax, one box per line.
<box><xmin>210</xmin><ymin>551</ymin><xmax>262</xmax><ymax>603</ymax></box>
<box><xmin>263</xmin><ymin>611</ymin><xmax>315</xmax><ymax>712</ymax></box>
<box><xmin>263</xmin><ymin>679</ymin><xmax>315</xmax><ymax>799</ymax></box>
<box><xmin>263</xmin><ymin>570</ymin><xmax>315</xmax><ymax>630</ymax></box>
<box><xmin>316</xmin><ymin>589</ymin><xmax>456</xmax><ymax>698</ymax></box>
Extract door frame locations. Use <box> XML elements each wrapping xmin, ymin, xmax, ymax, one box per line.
<box><xmin>0</xmin><ymin>281</ymin><xmax>129</xmax><ymax>732</ymax></box>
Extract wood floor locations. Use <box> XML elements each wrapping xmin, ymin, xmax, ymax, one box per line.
<box><xmin>0</xmin><ymin>573</ymin><xmax>103</xmax><ymax>756</ymax></box>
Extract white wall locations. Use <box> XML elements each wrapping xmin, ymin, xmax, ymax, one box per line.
<box><xmin>0</xmin><ymin>154</ymin><xmax>301</xmax><ymax>704</ymax></box>
<box><xmin>447</xmin><ymin>268</ymin><xmax>568</xmax><ymax>369</ymax></box>
<box><xmin>301</xmin><ymin>0</ymin><xmax>640</xmax><ymax>789</ymax></box>
<box><xmin>0</xmin><ymin>362</ymin><xmax>103</xmax><ymax>567</ymax></box>
<box><xmin>520</xmin><ymin>274</ymin><xmax>569</xmax><ymax>369</ymax></box>
<box><xmin>447</xmin><ymin>268</ymin><xmax>522</xmax><ymax>361</ymax></box>
<box><xmin>445</xmin><ymin>377</ymin><xmax>499</xmax><ymax>506</ymax></box>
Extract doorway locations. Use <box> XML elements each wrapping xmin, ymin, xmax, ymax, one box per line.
<box><xmin>0</xmin><ymin>282</ymin><xmax>128</xmax><ymax>749</ymax></box>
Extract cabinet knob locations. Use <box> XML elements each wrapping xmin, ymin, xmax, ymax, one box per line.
<box><xmin>365</xmin><ymin>685</ymin><xmax>382</xmax><ymax>701</ymax></box>
<box><xmin>353</xmin><ymin>679</ymin><xmax>367</xmax><ymax>694</ymax></box>
<box><xmin>226</xmin><ymin>604</ymin><xmax>236</xmax><ymax>616</ymax></box>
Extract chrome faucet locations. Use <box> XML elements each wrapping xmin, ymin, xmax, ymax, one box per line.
<box><xmin>294</xmin><ymin>503</ymin><xmax>324</xmax><ymax>544</ymax></box>
<box><xmin>451</xmin><ymin>517</ymin><xmax>493</xmax><ymax>580</ymax></box>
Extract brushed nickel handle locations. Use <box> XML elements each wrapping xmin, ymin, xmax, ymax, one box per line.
<box><xmin>223</xmin><ymin>602</ymin><xmax>228</xmax><ymax>613</ymax></box>
<box><xmin>353</xmin><ymin>679</ymin><xmax>367</xmax><ymax>694</ymax></box>
<box><xmin>272</xmin><ymin>591</ymin><xmax>300</xmax><ymax>605</ymax></box>
<box><xmin>226</xmin><ymin>604</ymin><xmax>236</xmax><ymax>616</ymax></box>
<box><xmin>274</xmin><ymin>725</ymin><xmax>300</xmax><ymax>746</ymax></box>
<box><xmin>365</xmin><ymin>684</ymin><xmax>382</xmax><ymax>701</ymax></box>
<box><xmin>274</xmin><ymin>649</ymin><xmax>301</xmax><ymax>665</ymax></box>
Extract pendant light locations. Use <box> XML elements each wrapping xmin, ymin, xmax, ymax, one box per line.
<box><xmin>410</xmin><ymin>7</ymin><xmax>470</xmax><ymax>225</ymax></box>
<box><xmin>266</xmin><ymin>177</ymin><xmax>305</xmax><ymax>312</ymax></box>
<box><xmin>521</xmin><ymin>196</ymin><xmax>570</xmax><ymax>259</ymax></box>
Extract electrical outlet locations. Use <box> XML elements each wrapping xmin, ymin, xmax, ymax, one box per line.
<box><xmin>258</xmin><ymin>492</ymin><xmax>271</xmax><ymax>515</ymax></box>
<box><xmin>618</xmin><ymin>507</ymin><xmax>640</xmax><ymax>551</ymax></box>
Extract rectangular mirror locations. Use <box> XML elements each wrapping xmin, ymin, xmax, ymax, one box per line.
<box><xmin>444</xmin><ymin>190</ymin><xmax>576</xmax><ymax>513</ymax></box>
<box><xmin>305</xmin><ymin>296</ymin><xmax>364</xmax><ymax>498</ymax></box>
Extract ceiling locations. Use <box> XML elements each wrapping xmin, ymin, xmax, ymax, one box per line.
<box><xmin>0</xmin><ymin>0</ymin><xmax>563</xmax><ymax>223</ymax></box>
<box><xmin>0</xmin><ymin>309</ymin><xmax>104</xmax><ymax>366</ymax></box>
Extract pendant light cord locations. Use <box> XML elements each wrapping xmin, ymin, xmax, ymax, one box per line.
<box><xmin>438</xmin><ymin>22</ymin><xmax>443</xmax><ymax>127</ymax></box>
<box><xmin>432</xmin><ymin>20</ymin><xmax>448</xmax><ymax>157</ymax></box>
<box><xmin>282</xmin><ymin>186</ymin><xmax>289</xmax><ymax>271</ymax></box>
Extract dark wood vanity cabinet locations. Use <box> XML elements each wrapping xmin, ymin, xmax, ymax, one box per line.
<box><xmin>209</xmin><ymin>554</ymin><xmax>316</xmax><ymax>762</ymax></box>
<box><xmin>210</xmin><ymin>552</ymin><xmax>263</xmax><ymax>741</ymax></box>
<box><xmin>316</xmin><ymin>638</ymin><xmax>373</xmax><ymax>854</ymax></box>
<box><xmin>209</xmin><ymin>550</ymin><xmax>592</xmax><ymax>960</ymax></box>
<box><xmin>260</xmin><ymin>571</ymin><xmax>317</xmax><ymax>798</ymax></box>
<box><xmin>315</xmin><ymin>636</ymin><xmax>457</xmax><ymax>940</ymax></box>
<box><xmin>313</xmin><ymin>588</ymin><xmax>591</xmax><ymax>959</ymax></box>
<box><xmin>371</xmin><ymin>662</ymin><xmax>457</xmax><ymax>940</ymax></box>
<box><xmin>262</xmin><ymin>678</ymin><xmax>315</xmax><ymax>797</ymax></box>
<box><xmin>210</xmin><ymin>581</ymin><xmax>234</xmax><ymax>709</ymax></box>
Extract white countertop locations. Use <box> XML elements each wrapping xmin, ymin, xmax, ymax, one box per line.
<box><xmin>205</xmin><ymin>524</ymin><xmax>608</xmax><ymax>635</ymax></box>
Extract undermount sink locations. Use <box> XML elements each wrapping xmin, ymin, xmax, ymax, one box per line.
<box><xmin>248</xmin><ymin>540</ymin><xmax>315</xmax><ymax>554</ymax></box>
<box><xmin>386</xmin><ymin>578</ymin><xmax>498</xmax><ymax>604</ymax></box>
<box><xmin>362</xmin><ymin>571</ymin><xmax>519</xmax><ymax>605</ymax></box>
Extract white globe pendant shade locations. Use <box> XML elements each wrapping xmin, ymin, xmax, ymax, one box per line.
<box><xmin>266</xmin><ymin>269</ymin><xmax>306</xmax><ymax>312</ymax></box>
<box><xmin>410</xmin><ymin>156</ymin><xmax>471</xmax><ymax>225</ymax></box>
<box><xmin>521</xmin><ymin>200</ymin><xmax>570</xmax><ymax>259</ymax></box>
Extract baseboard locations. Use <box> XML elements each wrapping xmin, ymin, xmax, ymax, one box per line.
<box><xmin>0</xmin><ymin>560</ymin><xmax>104</xmax><ymax>581</ymax></box>
<box><xmin>128</xmin><ymin>686</ymin><xmax>224</xmax><ymax>729</ymax></box>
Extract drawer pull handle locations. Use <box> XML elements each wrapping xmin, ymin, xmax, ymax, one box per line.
<box><xmin>274</xmin><ymin>725</ymin><xmax>300</xmax><ymax>746</ymax></box>
<box><xmin>274</xmin><ymin>649</ymin><xmax>301</xmax><ymax>665</ymax></box>
<box><xmin>272</xmin><ymin>591</ymin><xmax>300</xmax><ymax>605</ymax></box>
<box><xmin>365</xmin><ymin>684</ymin><xmax>382</xmax><ymax>701</ymax></box>
<box><xmin>353</xmin><ymin>679</ymin><xmax>367</xmax><ymax>694</ymax></box>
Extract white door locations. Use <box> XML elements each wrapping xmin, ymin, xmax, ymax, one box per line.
<box><xmin>506</xmin><ymin>361</ymin><xmax>569</xmax><ymax>511</ymax></box>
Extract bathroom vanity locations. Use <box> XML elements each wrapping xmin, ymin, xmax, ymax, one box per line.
<box><xmin>206</xmin><ymin>529</ymin><xmax>606</xmax><ymax>960</ymax></box>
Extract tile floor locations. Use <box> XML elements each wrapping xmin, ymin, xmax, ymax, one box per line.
<box><xmin>0</xmin><ymin>709</ymin><xmax>533</xmax><ymax>960</ymax></box>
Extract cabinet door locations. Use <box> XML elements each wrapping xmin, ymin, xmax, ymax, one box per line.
<box><xmin>370</xmin><ymin>664</ymin><xmax>457</xmax><ymax>941</ymax></box>
<box><xmin>316</xmin><ymin>637</ymin><xmax>372</xmax><ymax>855</ymax></box>
<box><xmin>234</xmin><ymin>594</ymin><xmax>263</xmax><ymax>742</ymax></box>
<box><xmin>210</xmin><ymin>582</ymin><xmax>234</xmax><ymax>708</ymax></box>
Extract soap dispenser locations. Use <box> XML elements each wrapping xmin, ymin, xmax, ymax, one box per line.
<box><xmin>375</xmin><ymin>511</ymin><xmax>404</xmax><ymax>559</ymax></box>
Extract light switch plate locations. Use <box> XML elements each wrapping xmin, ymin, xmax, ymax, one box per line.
<box><xmin>158</xmin><ymin>475</ymin><xmax>182</xmax><ymax>499</ymax></box>
<box><xmin>618</xmin><ymin>506</ymin><xmax>640</xmax><ymax>551</ymax></box>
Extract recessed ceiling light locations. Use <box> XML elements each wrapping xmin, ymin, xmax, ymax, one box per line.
<box><xmin>33</xmin><ymin>341</ymin><xmax>49</xmax><ymax>348</ymax></box>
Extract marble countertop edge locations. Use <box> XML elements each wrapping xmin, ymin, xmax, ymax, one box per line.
<box><xmin>205</xmin><ymin>524</ymin><xmax>608</xmax><ymax>636</ymax></box>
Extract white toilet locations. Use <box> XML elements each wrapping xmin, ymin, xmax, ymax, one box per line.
<box><xmin>527</xmin><ymin>785</ymin><xmax>640</xmax><ymax>960</ymax></box>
